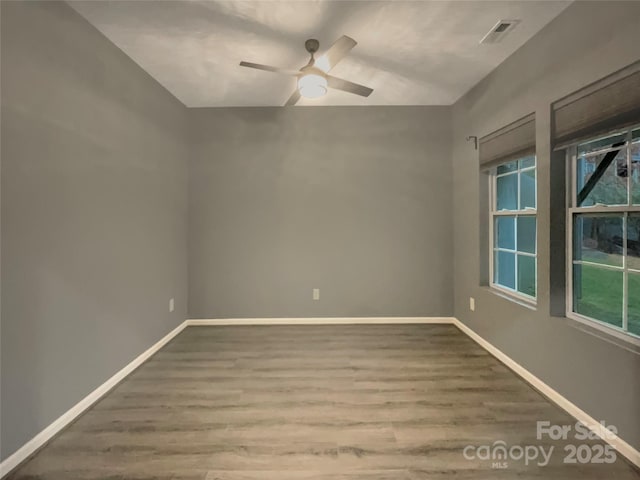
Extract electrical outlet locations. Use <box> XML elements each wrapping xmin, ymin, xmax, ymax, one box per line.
<box><xmin>469</xmin><ymin>297</ymin><xmax>475</xmax><ymax>311</ymax></box>
<box><xmin>169</xmin><ymin>298</ymin><xmax>175</xmax><ymax>312</ymax></box>
<box><xmin>313</xmin><ymin>288</ymin><xmax>320</xmax><ymax>300</ymax></box>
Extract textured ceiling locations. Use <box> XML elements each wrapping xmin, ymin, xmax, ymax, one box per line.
<box><xmin>69</xmin><ymin>0</ymin><xmax>571</xmax><ymax>107</ymax></box>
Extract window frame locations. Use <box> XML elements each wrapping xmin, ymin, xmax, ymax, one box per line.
<box><xmin>489</xmin><ymin>156</ymin><xmax>538</xmax><ymax>305</ymax></box>
<box><xmin>566</xmin><ymin>125</ymin><xmax>640</xmax><ymax>345</ymax></box>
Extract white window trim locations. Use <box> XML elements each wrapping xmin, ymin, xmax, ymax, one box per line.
<box><xmin>489</xmin><ymin>158</ymin><xmax>537</xmax><ymax>305</ymax></box>
<box><xmin>565</xmin><ymin>125</ymin><xmax>640</xmax><ymax>346</ymax></box>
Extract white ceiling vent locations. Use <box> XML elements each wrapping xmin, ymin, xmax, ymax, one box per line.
<box><xmin>480</xmin><ymin>19</ymin><xmax>521</xmax><ymax>44</ymax></box>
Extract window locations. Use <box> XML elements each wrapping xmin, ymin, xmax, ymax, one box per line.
<box><xmin>490</xmin><ymin>156</ymin><xmax>537</xmax><ymax>301</ymax></box>
<box><xmin>568</xmin><ymin>126</ymin><xmax>640</xmax><ymax>340</ymax></box>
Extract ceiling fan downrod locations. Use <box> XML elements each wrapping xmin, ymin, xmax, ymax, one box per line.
<box><xmin>304</xmin><ymin>38</ymin><xmax>320</xmax><ymax>66</ymax></box>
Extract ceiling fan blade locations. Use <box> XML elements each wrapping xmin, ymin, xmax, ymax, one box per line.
<box><xmin>239</xmin><ymin>61</ymin><xmax>298</xmax><ymax>76</ymax></box>
<box><xmin>284</xmin><ymin>89</ymin><xmax>301</xmax><ymax>107</ymax></box>
<box><xmin>314</xmin><ymin>35</ymin><xmax>357</xmax><ymax>73</ymax></box>
<box><xmin>326</xmin><ymin>75</ymin><xmax>373</xmax><ymax>97</ymax></box>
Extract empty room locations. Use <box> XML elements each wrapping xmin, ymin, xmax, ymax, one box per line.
<box><xmin>1</xmin><ymin>0</ymin><xmax>640</xmax><ymax>478</ymax></box>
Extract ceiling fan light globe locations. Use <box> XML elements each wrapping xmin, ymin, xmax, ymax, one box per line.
<box><xmin>298</xmin><ymin>74</ymin><xmax>327</xmax><ymax>99</ymax></box>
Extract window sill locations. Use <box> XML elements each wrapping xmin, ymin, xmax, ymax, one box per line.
<box><xmin>566</xmin><ymin>312</ymin><xmax>640</xmax><ymax>354</ymax></box>
<box><xmin>486</xmin><ymin>285</ymin><xmax>537</xmax><ymax>311</ymax></box>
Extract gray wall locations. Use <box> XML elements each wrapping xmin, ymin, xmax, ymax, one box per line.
<box><xmin>0</xmin><ymin>1</ymin><xmax>188</xmax><ymax>460</ymax></box>
<box><xmin>452</xmin><ymin>1</ymin><xmax>640</xmax><ymax>450</ymax></box>
<box><xmin>189</xmin><ymin>107</ymin><xmax>453</xmax><ymax>318</ymax></box>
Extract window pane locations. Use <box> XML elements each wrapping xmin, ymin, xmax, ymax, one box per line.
<box><xmin>496</xmin><ymin>216</ymin><xmax>515</xmax><ymax>250</ymax></box>
<box><xmin>573</xmin><ymin>214</ymin><xmax>623</xmax><ymax>267</ymax></box>
<box><xmin>629</xmin><ymin>273</ymin><xmax>640</xmax><ymax>337</ymax></box>
<box><xmin>519</xmin><ymin>156</ymin><xmax>535</xmax><ymax>169</ymax></box>
<box><xmin>577</xmin><ymin>149</ymin><xmax>627</xmax><ymax>206</ymax></box>
<box><xmin>520</xmin><ymin>169</ymin><xmax>536</xmax><ymax>209</ymax></box>
<box><xmin>573</xmin><ymin>264</ymin><xmax>623</xmax><ymax>328</ymax></box>
<box><xmin>577</xmin><ymin>132</ymin><xmax>627</xmax><ymax>156</ymax></box>
<box><xmin>628</xmin><ymin>213</ymin><xmax>640</xmax><ymax>271</ymax></box>
<box><xmin>497</xmin><ymin>161</ymin><xmax>517</xmax><ymax>175</ymax></box>
<box><xmin>517</xmin><ymin>255</ymin><xmax>536</xmax><ymax>297</ymax></box>
<box><xmin>632</xmin><ymin>143</ymin><xmax>640</xmax><ymax>205</ymax></box>
<box><xmin>517</xmin><ymin>216</ymin><xmax>536</xmax><ymax>254</ymax></box>
<box><xmin>495</xmin><ymin>250</ymin><xmax>515</xmax><ymax>289</ymax></box>
<box><xmin>497</xmin><ymin>173</ymin><xmax>518</xmax><ymax>210</ymax></box>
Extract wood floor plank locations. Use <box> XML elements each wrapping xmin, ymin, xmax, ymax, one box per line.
<box><xmin>6</xmin><ymin>325</ymin><xmax>639</xmax><ymax>479</ymax></box>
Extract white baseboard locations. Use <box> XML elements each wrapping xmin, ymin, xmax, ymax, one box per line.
<box><xmin>0</xmin><ymin>320</ymin><xmax>189</xmax><ymax>478</ymax></box>
<box><xmin>3</xmin><ymin>316</ymin><xmax>638</xmax><ymax>475</ymax></box>
<box><xmin>451</xmin><ymin>318</ymin><xmax>640</xmax><ymax>468</ymax></box>
<box><xmin>187</xmin><ymin>316</ymin><xmax>455</xmax><ymax>326</ymax></box>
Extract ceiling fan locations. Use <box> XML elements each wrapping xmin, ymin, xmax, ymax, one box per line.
<box><xmin>239</xmin><ymin>35</ymin><xmax>373</xmax><ymax>106</ymax></box>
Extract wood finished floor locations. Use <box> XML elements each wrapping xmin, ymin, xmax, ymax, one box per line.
<box><xmin>7</xmin><ymin>324</ymin><xmax>639</xmax><ymax>480</ymax></box>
